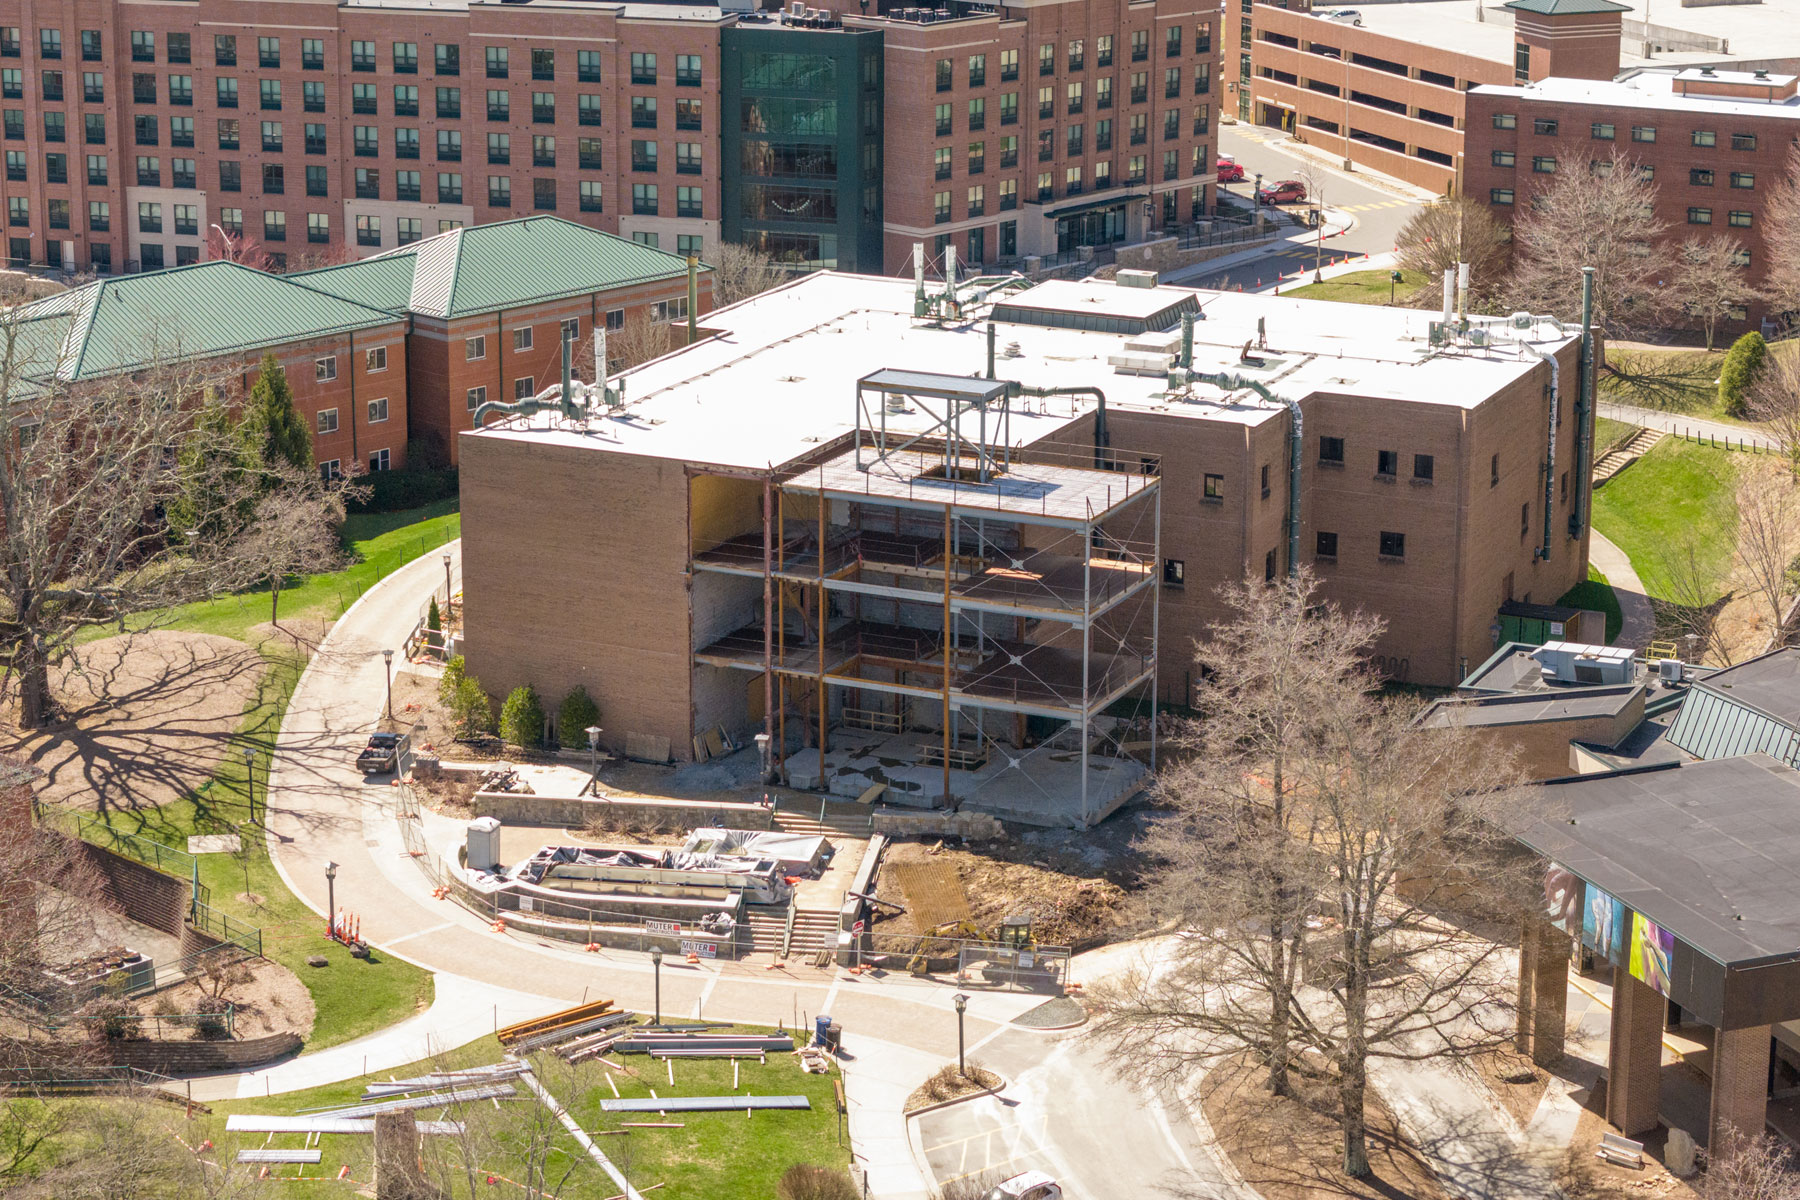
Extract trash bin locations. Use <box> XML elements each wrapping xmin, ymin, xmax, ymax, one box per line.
<box><xmin>814</xmin><ymin>1014</ymin><xmax>833</xmax><ymax>1047</ymax></box>
<box><xmin>826</xmin><ymin>1021</ymin><xmax>843</xmax><ymax>1053</ymax></box>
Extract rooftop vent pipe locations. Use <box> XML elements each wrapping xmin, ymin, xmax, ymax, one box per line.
<box><xmin>1188</xmin><ymin>368</ymin><xmax>1303</xmax><ymax>576</ymax></box>
<box><xmin>473</xmin><ymin>331</ymin><xmax>621</xmax><ymax>427</ymax></box>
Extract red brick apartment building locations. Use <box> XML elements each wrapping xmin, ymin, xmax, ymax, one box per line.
<box><xmin>2</xmin><ymin>215</ymin><xmax>705</xmax><ymax>470</ymax></box>
<box><xmin>0</xmin><ymin>0</ymin><xmax>1220</xmax><ymax>278</ymax></box>
<box><xmin>1465</xmin><ymin>68</ymin><xmax>1800</xmax><ymax>331</ymax></box>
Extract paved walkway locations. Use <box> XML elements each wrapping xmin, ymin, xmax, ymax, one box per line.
<box><xmin>1587</xmin><ymin>531</ymin><xmax>1656</xmax><ymax>649</ymax></box>
<box><xmin>1599</xmin><ymin>400</ymin><xmax>1779</xmax><ymax>452</ymax></box>
<box><xmin>231</xmin><ymin>541</ymin><xmax>1218</xmax><ymax>1200</ymax></box>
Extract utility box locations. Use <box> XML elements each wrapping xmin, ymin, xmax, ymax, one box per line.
<box><xmin>466</xmin><ymin>817</ymin><xmax>503</xmax><ymax>872</ymax></box>
<box><xmin>1532</xmin><ymin>641</ymin><xmax>1637</xmax><ymax>685</ymax></box>
<box><xmin>1497</xmin><ymin>600</ymin><xmax>1591</xmax><ymax>648</ymax></box>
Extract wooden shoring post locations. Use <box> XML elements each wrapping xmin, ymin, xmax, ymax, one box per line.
<box><xmin>942</xmin><ymin>503</ymin><xmax>953</xmax><ymax>804</ymax></box>
<box><xmin>763</xmin><ymin>473</ymin><xmax>774</xmax><ymax>758</ymax></box>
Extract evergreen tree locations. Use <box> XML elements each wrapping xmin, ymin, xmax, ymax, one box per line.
<box><xmin>242</xmin><ymin>352</ymin><xmax>313</xmax><ymax>472</ymax></box>
<box><xmin>167</xmin><ymin>390</ymin><xmax>258</xmax><ymax>543</ymax></box>
<box><xmin>557</xmin><ymin>686</ymin><xmax>601</xmax><ymax>750</ymax></box>
<box><xmin>499</xmin><ymin>685</ymin><xmax>546</xmax><ymax>748</ymax></box>
<box><xmin>1720</xmin><ymin>331</ymin><xmax>1769</xmax><ymax>417</ymax></box>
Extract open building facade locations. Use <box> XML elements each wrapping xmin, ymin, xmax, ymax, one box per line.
<box><xmin>0</xmin><ymin>0</ymin><xmax>1220</xmax><ymax>278</ymax></box>
<box><xmin>459</xmin><ymin>264</ymin><xmax>1593</xmax><ymax>825</ymax></box>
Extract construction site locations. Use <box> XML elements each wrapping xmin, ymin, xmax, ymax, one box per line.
<box><xmin>459</xmin><ymin>253</ymin><xmax>1594</xmax><ymax>829</ymax></box>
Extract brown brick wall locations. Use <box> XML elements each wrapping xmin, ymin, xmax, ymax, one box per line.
<box><xmin>459</xmin><ymin>434</ymin><xmax>694</xmax><ymax>758</ymax></box>
<box><xmin>1516</xmin><ymin>917</ymin><xmax>1570</xmax><ymax>1067</ymax></box>
<box><xmin>91</xmin><ymin>1030</ymin><xmax>301</xmax><ymax>1075</ymax></box>
<box><xmin>1607</xmin><ymin>966</ymin><xmax>1665</xmax><ymax>1136</ymax></box>
<box><xmin>1711</xmin><ymin>1023</ymin><xmax>1772</xmax><ymax>1147</ymax></box>
<box><xmin>54</xmin><ymin>838</ymin><xmax>190</xmax><ymax>938</ymax></box>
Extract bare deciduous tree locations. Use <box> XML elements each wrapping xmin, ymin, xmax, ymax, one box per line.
<box><xmin>1747</xmin><ymin>348</ymin><xmax>1800</xmax><ymax>477</ymax></box>
<box><xmin>0</xmin><ymin>309</ymin><xmax>336</xmax><ymax>727</ymax></box>
<box><xmin>1762</xmin><ymin>144</ymin><xmax>1800</xmax><ymax>320</ymax></box>
<box><xmin>708</xmin><ymin>242</ymin><xmax>790</xmax><ymax>309</ymax></box>
<box><xmin>1702</xmin><ymin>1126</ymin><xmax>1800</xmax><ymax>1200</ymax></box>
<box><xmin>1507</xmin><ymin>149</ymin><xmax>1669</xmax><ymax>335</ymax></box>
<box><xmin>1675</xmin><ymin>235</ymin><xmax>1765</xmax><ymax>351</ymax></box>
<box><xmin>1734</xmin><ymin>458</ymin><xmax>1800</xmax><ymax>643</ymax></box>
<box><xmin>1395</xmin><ymin>194</ymin><xmax>1509</xmax><ymax>307</ymax></box>
<box><xmin>203</xmin><ymin>227</ymin><xmax>275</xmax><ymax>274</ymax></box>
<box><xmin>606</xmin><ymin>314</ymin><xmax>678</xmax><ymax>372</ymax></box>
<box><xmin>0</xmin><ymin>758</ymin><xmax>108</xmax><ymax>1000</ymax></box>
<box><xmin>414</xmin><ymin>1053</ymin><xmax>604</xmax><ymax>1198</ymax></box>
<box><xmin>1089</xmin><ymin>575</ymin><xmax>1533</xmax><ymax>1178</ymax></box>
<box><xmin>239</xmin><ymin>467</ymin><xmax>363</xmax><ymax>626</ymax></box>
<box><xmin>1656</xmin><ymin>531</ymin><xmax>1737</xmax><ymax>666</ymax></box>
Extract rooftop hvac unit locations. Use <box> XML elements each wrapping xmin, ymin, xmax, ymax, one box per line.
<box><xmin>1531</xmin><ymin>641</ymin><xmax>1637</xmax><ymax>686</ymax></box>
<box><xmin>1658</xmin><ymin>658</ymin><xmax>1685</xmax><ymax>683</ymax></box>
<box><xmin>1467</xmin><ymin>328</ymin><xmax>1488</xmax><ymax>347</ymax></box>
<box><xmin>466</xmin><ymin>817</ymin><xmax>503</xmax><ymax>873</ymax></box>
<box><xmin>1108</xmin><ymin>350</ymin><xmax>1176</xmax><ymax>376</ymax></box>
<box><xmin>1116</xmin><ymin>268</ymin><xmax>1160</xmax><ymax>289</ymax></box>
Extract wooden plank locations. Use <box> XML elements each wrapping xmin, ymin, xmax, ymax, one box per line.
<box><xmin>236</xmin><ymin>1150</ymin><xmax>323</xmax><ymax>1164</ymax></box>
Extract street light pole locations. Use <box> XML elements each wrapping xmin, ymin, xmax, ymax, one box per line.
<box><xmin>442</xmin><ymin>553</ymin><xmax>453</xmax><ymax>617</ymax></box>
<box><xmin>381</xmin><ymin>648</ymin><xmax>395</xmax><ymax>722</ymax></box>
<box><xmin>954</xmin><ymin>993</ymin><xmax>969</xmax><ymax>1076</ymax></box>
<box><xmin>324</xmin><ymin>860</ymin><xmax>338</xmax><ymax>940</ymax></box>
<box><xmin>585</xmin><ymin>725</ymin><xmax>602</xmax><ymax>796</ymax></box>
<box><xmin>650</xmin><ymin>946</ymin><xmax>663</xmax><ymax>1025</ymax></box>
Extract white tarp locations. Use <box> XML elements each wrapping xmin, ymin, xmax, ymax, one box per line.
<box><xmin>682</xmin><ymin>828</ymin><xmax>832</xmax><ymax>873</ymax></box>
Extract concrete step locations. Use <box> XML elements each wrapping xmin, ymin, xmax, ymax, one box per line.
<box><xmin>1593</xmin><ymin>427</ymin><xmax>1665</xmax><ymax>484</ymax></box>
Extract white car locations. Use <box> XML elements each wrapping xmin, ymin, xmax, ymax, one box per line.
<box><xmin>984</xmin><ymin>1172</ymin><xmax>1063</xmax><ymax>1200</ymax></box>
<box><xmin>1321</xmin><ymin>7</ymin><xmax>1364</xmax><ymax>23</ymax></box>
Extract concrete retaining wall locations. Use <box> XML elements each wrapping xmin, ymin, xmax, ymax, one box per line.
<box><xmin>51</xmin><ymin>838</ymin><xmax>191</xmax><ymax>937</ymax></box>
<box><xmin>870</xmin><ymin>812</ymin><xmax>1006</xmax><ymax>840</ymax></box>
<box><xmin>73</xmin><ymin>1031</ymin><xmax>301</xmax><ymax>1075</ymax></box>
<box><xmin>471</xmin><ymin>790</ymin><xmax>773</xmax><ymax>831</ymax></box>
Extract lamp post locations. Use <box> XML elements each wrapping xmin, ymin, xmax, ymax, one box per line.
<box><xmin>442</xmin><ymin>553</ymin><xmax>453</xmax><ymax>616</ymax></box>
<box><xmin>585</xmin><ymin>725</ymin><xmax>602</xmax><ymax>794</ymax></box>
<box><xmin>243</xmin><ymin>746</ymin><xmax>257</xmax><ymax>824</ymax></box>
<box><xmin>650</xmin><ymin>945</ymin><xmax>663</xmax><ymax>1025</ymax></box>
<box><xmin>381</xmin><ymin>648</ymin><xmax>394</xmax><ymax>722</ymax></box>
<box><xmin>754</xmin><ymin>732</ymin><xmax>772</xmax><ymax>783</ymax></box>
<box><xmin>324</xmin><ymin>861</ymin><xmax>338</xmax><ymax>940</ymax></box>
<box><xmin>954</xmin><ymin>992</ymin><xmax>969</xmax><ymax>1076</ymax></box>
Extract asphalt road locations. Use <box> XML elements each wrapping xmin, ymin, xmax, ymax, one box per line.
<box><xmin>1196</xmin><ymin>123</ymin><xmax>1429</xmax><ymax>291</ymax></box>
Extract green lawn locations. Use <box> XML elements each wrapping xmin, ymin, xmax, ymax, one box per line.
<box><xmin>1597</xmin><ymin>344</ymin><xmax>1800</xmax><ymax>426</ymax></box>
<box><xmin>1558</xmin><ymin>566</ymin><xmax>1624</xmax><ymax>644</ymax></box>
<box><xmin>1279</xmin><ymin>268</ymin><xmax>1428</xmax><ymax>306</ymax></box>
<box><xmin>178</xmin><ymin>1028</ymin><xmax>848</xmax><ymax>1198</ymax></box>
<box><xmin>1591</xmin><ymin>438</ymin><xmax>1739</xmax><ymax>604</ymax></box>
<box><xmin>65</xmin><ymin>498</ymin><xmax>459</xmax><ymax>1049</ymax></box>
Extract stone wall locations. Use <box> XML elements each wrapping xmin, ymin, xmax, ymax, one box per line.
<box><xmin>470</xmin><ymin>790</ymin><xmax>773</xmax><ymax>832</ymax></box>
<box><xmin>78</xmin><ymin>1031</ymin><xmax>302</xmax><ymax>1076</ymax></box>
<box><xmin>51</xmin><ymin>838</ymin><xmax>191</xmax><ymax>938</ymax></box>
<box><xmin>869</xmin><ymin>811</ymin><xmax>1007</xmax><ymax>841</ymax></box>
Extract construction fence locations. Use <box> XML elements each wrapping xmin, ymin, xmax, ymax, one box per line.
<box><xmin>858</xmin><ymin>931</ymin><xmax>1070</xmax><ymax>993</ymax></box>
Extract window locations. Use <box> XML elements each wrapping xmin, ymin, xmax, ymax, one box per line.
<box><xmin>632</xmin><ymin>139</ymin><xmax>657</xmax><ymax>172</ymax></box>
<box><xmin>1688</xmin><ymin>206</ymin><xmax>1713</xmax><ymax>225</ymax></box>
<box><xmin>437</xmin><ymin>43</ymin><xmax>460</xmax><ymax>75</ymax></box>
<box><xmin>933</xmin><ymin>190</ymin><xmax>951</xmax><ymax>223</ymax></box>
<box><xmin>1731</xmin><ymin>171</ymin><xmax>1755</xmax><ymax>190</ymax></box>
<box><xmin>1532</xmin><ymin>156</ymin><xmax>1556</xmax><ymax>174</ymax></box>
<box><xmin>1314</xmin><ymin>435</ymin><xmax>1344</xmax><ymax>465</ymax></box>
<box><xmin>317</xmin><ymin>409</ymin><xmax>338</xmax><ymax>434</ymax></box>
<box><xmin>1379</xmin><ymin>531</ymin><xmax>1405</xmax><ymax>559</ymax></box>
<box><xmin>393</xmin><ymin>42</ymin><xmax>417</xmax><ymax>73</ymax></box>
<box><xmin>532</xmin><ymin>134</ymin><xmax>556</xmax><ymax>167</ymax></box>
<box><xmin>1693</xmin><ymin>129</ymin><xmax>1717</xmax><ymax>147</ymax></box>
<box><xmin>1097</xmin><ymin>34</ymin><xmax>1113</xmax><ymax>67</ymax></box>
<box><xmin>1532</xmin><ymin>117</ymin><xmax>1557</xmax><ymax>135</ymax></box>
<box><xmin>1131</xmin><ymin>29</ymin><xmax>1149</xmax><ymax>61</ymax></box>
<box><xmin>308</xmin><ymin>212</ymin><xmax>329</xmax><ymax>242</ymax></box>
<box><xmin>1591</xmin><ymin>122</ymin><xmax>1614</xmax><ymax>141</ymax></box>
<box><xmin>486</xmin><ymin>90</ymin><xmax>508</xmax><ymax>121</ymax></box>
<box><xmin>261</xmin><ymin>121</ymin><xmax>282</xmax><ymax>152</ymax></box>
<box><xmin>1000</xmin><ymin>178</ymin><xmax>1017</xmax><ymax>209</ymax></box>
<box><xmin>1491</xmin><ymin>454</ymin><xmax>1500</xmax><ymax>487</ymax></box>
<box><xmin>578</xmin><ymin>50</ymin><xmax>601</xmax><ymax>83</ymax></box>
<box><xmin>513</xmin><ymin>377</ymin><xmax>534</xmax><ymax>399</ymax></box>
<box><xmin>394</xmin><ymin>127</ymin><xmax>419</xmax><ymax>158</ymax></box>
<box><xmin>356</xmin><ymin>214</ymin><xmax>380</xmax><ymax>246</ymax></box>
<box><xmin>938</xmin><ymin>102</ymin><xmax>954</xmax><ymax>135</ymax></box>
<box><xmin>172</xmin><ymin>116</ymin><xmax>194</xmax><ymax>146</ymax></box>
<box><xmin>1162</xmin><ymin>559</ymin><xmax>1185</xmax><ymax>588</ymax></box>
<box><xmin>466</xmin><ymin>387</ymin><xmax>485</xmax><ymax>412</ymax></box>
<box><xmin>676</xmin><ymin>234</ymin><xmax>701</xmax><ymax>258</ymax></box>
<box><xmin>395</xmin><ymin>169</ymin><xmax>420</xmax><ymax>201</ymax></box>
<box><xmin>1376</xmin><ymin>449</ymin><xmax>1397</xmax><ymax>477</ymax></box>
<box><xmin>304</xmin><ymin>81</ymin><xmax>325</xmax><ymax>112</ymax></box>
<box><xmin>0</xmin><ymin>29</ymin><xmax>16</xmax><ymax>58</ymax></box>
<box><xmin>632</xmin><ymin>96</ymin><xmax>657</xmax><ymax>128</ymax></box>
<box><xmin>631</xmin><ymin>52</ymin><xmax>656</xmax><ymax>84</ymax></box>
<box><xmin>676</xmin><ymin>184</ymin><xmax>700</xmax><ymax>217</ymax></box>
<box><xmin>303</xmin><ymin>38</ymin><xmax>323</xmax><ymax>69</ymax></box>
<box><xmin>1731</xmin><ymin>132</ymin><xmax>1757</xmax><ymax>151</ymax></box>
<box><xmin>488</xmin><ymin>132</ymin><xmax>509</xmax><ymax>164</ymax></box>
<box><xmin>369</xmin><ymin>449</ymin><xmax>390</xmax><ymax>473</ymax></box>
<box><xmin>439</xmin><ymin>129</ymin><xmax>462</xmax><ymax>161</ymax></box>
<box><xmin>5</xmin><ymin>196</ymin><xmax>24</xmax><ymax>227</ymax></box>
<box><xmin>966</xmin><ymin>184</ymin><xmax>984</xmax><ymax>217</ymax></box>
<box><xmin>85</xmin><ymin>154</ymin><xmax>104</xmax><ymax>184</ymax></box>
<box><xmin>351</xmin><ymin>40</ymin><xmax>375</xmax><ymax>71</ymax></box>
<box><xmin>216</xmin><ymin>206</ymin><xmax>240</xmax><ymax>235</ymax></box>
<box><xmin>368</xmin><ymin>397</ymin><xmax>389</xmax><ymax>424</ymax></box>
<box><xmin>1520</xmin><ymin>502</ymin><xmax>1530</xmax><ymax>538</ymax></box>
<box><xmin>258</xmin><ymin>36</ymin><xmax>279</xmax><ymax>68</ymax></box>
<box><xmin>466</xmin><ymin>335</ymin><xmax>486</xmax><ymax>361</ymax></box>
<box><xmin>533</xmin><ymin>91</ymin><xmax>555</xmax><ymax>123</ymax></box>
<box><xmin>509</xmin><ymin>325</ymin><xmax>534</xmax><ymax>353</ymax></box>
<box><xmin>1730</xmin><ymin>210</ymin><xmax>1753</xmax><ymax>228</ymax></box>
<box><xmin>355</xmin><ymin>167</ymin><xmax>379</xmax><ymax>199</ymax></box>
<box><xmin>42</xmin><ymin>112</ymin><xmax>64</xmax><ymax>143</ymax></box>
<box><xmin>1202</xmin><ymin>473</ymin><xmax>1224</xmax><ymax>500</ymax></box>
<box><xmin>1315</xmin><ymin>531</ymin><xmax>1338</xmax><ymax>560</ymax></box>
<box><xmin>136</xmin><ymin>155</ymin><xmax>159</xmax><ymax>185</ymax></box>
<box><xmin>1631</xmin><ymin>125</ymin><xmax>1656</xmax><ymax>143</ymax></box>
<box><xmin>304</xmin><ymin>123</ymin><xmax>325</xmax><ymax>155</ymax></box>
<box><xmin>489</xmin><ymin>175</ymin><xmax>511</xmax><ymax>206</ymax></box>
<box><xmin>1069</xmin><ymin>81</ymin><xmax>1084</xmax><ymax>113</ymax></box>
<box><xmin>171</xmin><ymin>157</ymin><xmax>194</xmax><ymax>187</ymax></box>
<box><xmin>1691</xmin><ymin>168</ymin><xmax>1715</xmax><ymax>186</ymax></box>
<box><xmin>129</xmin><ymin>30</ymin><xmax>154</xmax><ymax>62</ymax></box>
<box><xmin>261</xmin><ymin>210</ymin><xmax>285</xmax><ymax>243</ymax></box>
<box><xmin>1069</xmin><ymin>38</ymin><xmax>1085</xmax><ymax>71</ymax></box>
<box><xmin>1492</xmin><ymin>112</ymin><xmax>1517</xmax><ymax>130</ymax></box>
<box><xmin>314</xmin><ymin>355</ymin><xmax>338</xmax><ymax>382</ymax></box>
<box><xmin>47</xmin><ymin>198</ymin><xmax>68</xmax><ymax>229</ymax></box>
<box><xmin>1413</xmin><ymin>454</ymin><xmax>1434</xmax><ymax>481</ymax></box>
<box><xmin>1491</xmin><ymin>150</ymin><xmax>1515</xmax><ymax>168</ymax></box>
<box><xmin>83</xmin><ymin>113</ymin><xmax>104</xmax><ymax>144</ymax></box>
<box><xmin>606</xmin><ymin>308</ymin><xmax>624</xmax><ymax>332</ymax></box>
<box><xmin>560</xmin><ymin>316</ymin><xmax>580</xmax><ymax>343</ymax></box>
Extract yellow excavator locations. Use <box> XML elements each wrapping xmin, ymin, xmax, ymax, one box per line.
<box><xmin>908</xmin><ymin>914</ymin><xmax>1036</xmax><ymax>976</ymax></box>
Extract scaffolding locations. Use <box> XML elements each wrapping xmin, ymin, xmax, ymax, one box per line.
<box><xmin>691</xmin><ymin>367</ymin><xmax>1161</xmax><ymax>828</ymax></box>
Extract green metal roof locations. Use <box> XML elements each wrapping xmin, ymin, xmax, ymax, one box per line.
<box><xmin>1503</xmin><ymin>0</ymin><xmax>1630</xmax><ymax>14</ymax></box>
<box><xmin>290</xmin><ymin>216</ymin><xmax>704</xmax><ymax>320</ymax></box>
<box><xmin>10</xmin><ymin>260</ymin><xmax>402</xmax><ymax>382</ymax></box>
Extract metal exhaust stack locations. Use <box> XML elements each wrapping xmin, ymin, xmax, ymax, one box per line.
<box><xmin>1456</xmin><ymin>261</ymin><xmax>1470</xmax><ymax>324</ymax></box>
<box><xmin>686</xmin><ymin>255</ymin><xmax>699</xmax><ymax>346</ymax></box>
<box><xmin>912</xmin><ymin>242</ymin><xmax>926</xmax><ymax>316</ymax></box>
<box><xmin>1441</xmin><ymin>270</ymin><xmax>1454</xmax><ymax>326</ymax></box>
<box><xmin>1570</xmin><ymin>265</ymin><xmax>1596</xmax><ymax>539</ymax></box>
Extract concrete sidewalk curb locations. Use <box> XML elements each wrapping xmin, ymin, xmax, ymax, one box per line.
<box><xmin>902</xmin><ymin>1073</ymin><xmax>1012</xmax><ymax>1120</ymax></box>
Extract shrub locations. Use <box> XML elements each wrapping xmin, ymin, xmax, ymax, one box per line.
<box><xmin>438</xmin><ymin>655</ymin><xmax>467</xmax><ymax>707</ymax></box>
<box><xmin>449</xmin><ymin>675</ymin><xmax>494</xmax><ymax>738</ymax></box>
<box><xmin>346</xmin><ymin>467</ymin><xmax>459</xmax><ymax>514</ymax></box>
<box><xmin>557</xmin><ymin>686</ymin><xmax>601</xmax><ymax>750</ymax></box>
<box><xmin>1720</xmin><ymin>331</ymin><xmax>1768</xmax><ymax>417</ymax></box>
<box><xmin>499</xmin><ymin>684</ymin><xmax>545</xmax><ymax>748</ymax></box>
<box><xmin>80</xmin><ymin>997</ymin><xmax>139</xmax><ymax>1041</ymax></box>
<box><xmin>189</xmin><ymin>995</ymin><xmax>232</xmax><ymax>1041</ymax></box>
<box><xmin>427</xmin><ymin>596</ymin><xmax>442</xmax><ymax>632</ymax></box>
<box><xmin>776</xmin><ymin>1164</ymin><xmax>858</xmax><ymax>1200</ymax></box>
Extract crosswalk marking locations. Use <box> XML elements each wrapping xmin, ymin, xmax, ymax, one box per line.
<box><xmin>1340</xmin><ymin>199</ymin><xmax>1417</xmax><ymax>212</ymax></box>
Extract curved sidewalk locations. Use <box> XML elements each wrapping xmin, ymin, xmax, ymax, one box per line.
<box><xmin>1588</xmin><ymin>531</ymin><xmax>1656</xmax><ymax>649</ymax></box>
<box><xmin>249</xmin><ymin>540</ymin><xmax>1218</xmax><ymax>1200</ymax></box>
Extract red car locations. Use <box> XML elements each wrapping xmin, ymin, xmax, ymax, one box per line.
<box><xmin>1216</xmin><ymin>158</ymin><xmax>1246</xmax><ymax>183</ymax></box>
<box><xmin>1256</xmin><ymin>179</ymin><xmax>1307</xmax><ymax>204</ymax></box>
